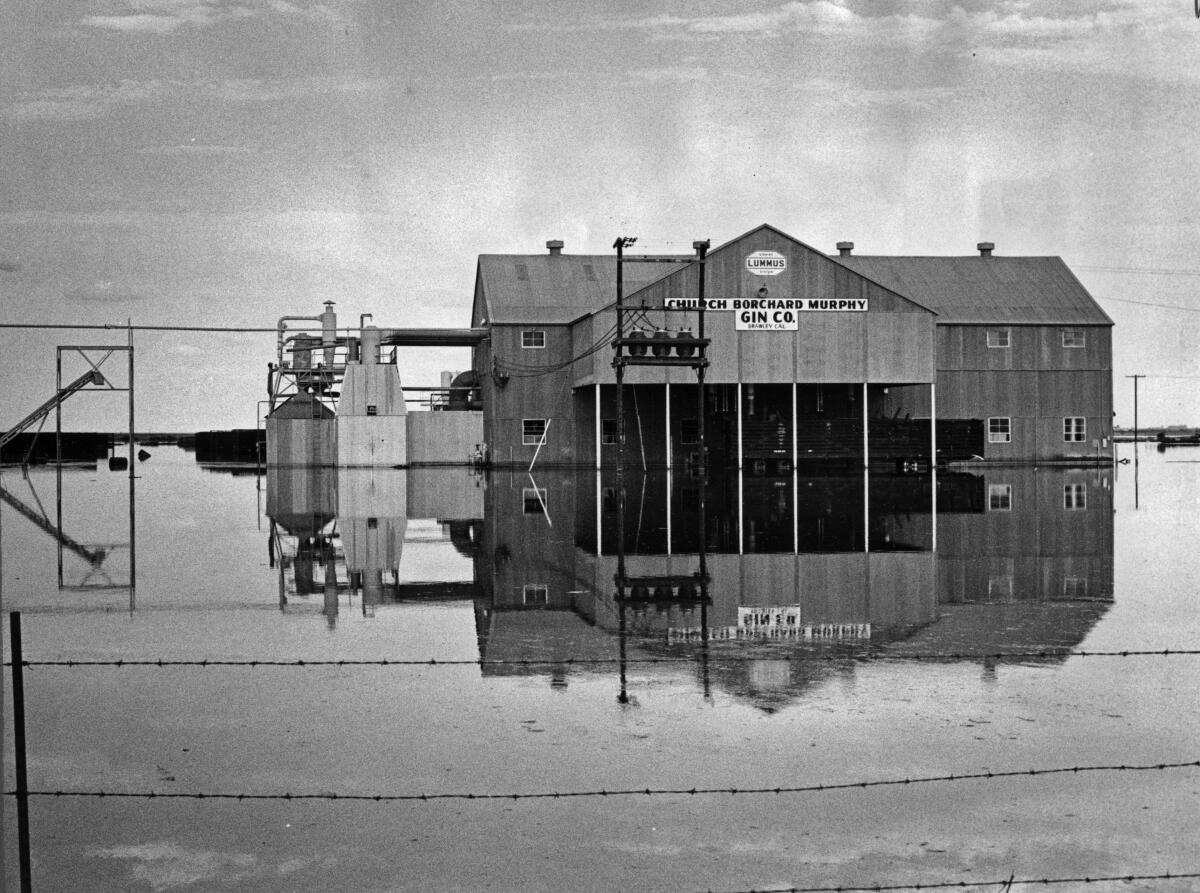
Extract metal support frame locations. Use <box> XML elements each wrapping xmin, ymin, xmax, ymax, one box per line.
<box><xmin>53</xmin><ymin>340</ymin><xmax>136</xmax><ymax>599</ymax></box>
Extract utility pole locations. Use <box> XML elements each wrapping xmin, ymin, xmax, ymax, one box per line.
<box><xmin>1125</xmin><ymin>374</ymin><xmax>1145</xmax><ymax>449</ymax></box>
<box><xmin>1126</xmin><ymin>374</ymin><xmax>1145</xmax><ymax>510</ymax></box>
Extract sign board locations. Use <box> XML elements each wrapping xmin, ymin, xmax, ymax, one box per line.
<box><xmin>664</xmin><ymin>298</ymin><xmax>867</xmax><ymax>312</ymax></box>
<box><xmin>737</xmin><ymin>307</ymin><xmax>797</xmax><ymax>331</ymax></box>
<box><xmin>745</xmin><ymin>250</ymin><xmax>787</xmax><ymax>276</ymax></box>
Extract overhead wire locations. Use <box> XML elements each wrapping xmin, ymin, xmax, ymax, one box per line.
<box><xmin>706</xmin><ymin>870</ymin><xmax>1200</xmax><ymax>893</ymax></box>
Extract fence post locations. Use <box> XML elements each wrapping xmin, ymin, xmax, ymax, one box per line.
<box><xmin>10</xmin><ymin>611</ymin><xmax>33</xmax><ymax>891</ymax></box>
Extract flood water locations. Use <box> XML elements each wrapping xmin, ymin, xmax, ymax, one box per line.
<box><xmin>2</xmin><ymin>445</ymin><xmax>1198</xmax><ymax>893</ymax></box>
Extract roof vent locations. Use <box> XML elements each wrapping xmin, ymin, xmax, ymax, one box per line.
<box><xmin>977</xmin><ymin>242</ymin><xmax>995</xmax><ymax>257</ymax></box>
<box><xmin>836</xmin><ymin>241</ymin><xmax>854</xmax><ymax>257</ymax></box>
<box><xmin>546</xmin><ymin>240</ymin><xmax>564</xmax><ymax>255</ymax></box>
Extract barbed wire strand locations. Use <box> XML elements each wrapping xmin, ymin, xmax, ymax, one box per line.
<box><xmin>5</xmin><ymin>649</ymin><xmax>1200</xmax><ymax>669</ymax></box>
<box><xmin>706</xmin><ymin>869</ymin><xmax>1200</xmax><ymax>893</ymax></box>
<box><xmin>5</xmin><ymin>759</ymin><xmax>1197</xmax><ymax>804</ymax></box>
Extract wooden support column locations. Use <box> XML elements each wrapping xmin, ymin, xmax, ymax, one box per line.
<box><xmin>862</xmin><ymin>382</ymin><xmax>869</xmax><ymax>470</ymax></box>
<box><xmin>665</xmin><ymin>383</ymin><xmax>672</xmax><ymax>471</ymax></box>
<box><xmin>595</xmin><ymin>383</ymin><xmax>601</xmax><ymax>471</ymax></box>
<box><xmin>931</xmin><ymin>380</ymin><xmax>937</xmax><ymax>553</ymax></box>
<box><xmin>863</xmin><ymin>383</ymin><xmax>870</xmax><ymax>553</ymax></box>
<box><xmin>737</xmin><ymin>383</ymin><xmax>744</xmax><ymax>470</ymax></box>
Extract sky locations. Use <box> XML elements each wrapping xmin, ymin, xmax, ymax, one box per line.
<box><xmin>2</xmin><ymin>0</ymin><xmax>1199</xmax><ymax>430</ymax></box>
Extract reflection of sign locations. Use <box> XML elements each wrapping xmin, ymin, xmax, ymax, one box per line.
<box><xmin>668</xmin><ymin>623</ymin><xmax>871</xmax><ymax>643</ymax></box>
<box><xmin>664</xmin><ymin>297</ymin><xmax>869</xmax><ymax>313</ymax></box>
<box><xmin>745</xmin><ymin>250</ymin><xmax>787</xmax><ymax>276</ymax></box>
<box><xmin>739</xmin><ymin>606</ymin><xmax>802</xmax><ymax>629</ymax></box>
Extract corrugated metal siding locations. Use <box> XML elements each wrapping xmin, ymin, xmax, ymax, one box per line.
<box><xmin>337</xmin><ymin>416</ymin><xmax>406</xmax><ymax>466</ymax></box>
<box><xmin>837</xmin><ymin>256</ymin><xmax>1113</xmax><ymax>325</ymax></box>
<box><xmin>478</xmin><ymin>254</ymin><xmax>685</xmax><ymax>324</ymax></box>
<box><xmin>867</xmin><ymin>313</ymin><xmax>933</xmax><ymax>382</ymax></box>
<box><xmin>406</xmin><ymin>412</ymin><xmax>483</xmax><ymax>465</ymax></box>
<box><xmin>266</xmin><ymin>417</ymin><xmax>336</xmax><ymax>466</ymax></box>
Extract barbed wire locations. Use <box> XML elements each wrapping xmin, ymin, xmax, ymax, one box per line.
<box><xmin>6</xmin><ymin>649</ymin><xmax>1200</xmax><ymax>669</ymax></box>
<box><xmin>7</xmin><ymin>759</ymin><xmax>1198</xmax><ymax>804</ymax></box>
<box><xmin>705</xmin><ymin>870</ymin><xmax>1200</xmax><ymax>893</ymax></box>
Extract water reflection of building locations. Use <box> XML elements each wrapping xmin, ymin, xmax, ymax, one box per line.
<box><xmin>477</xmin><ymin>467</ymin><xmax>1113</xmax><ymax>708</ymax></box>
<box><xmin>263</xmin><ymin>464</ymin><xmax>1114</xmax><ymax>709</ymax></box>
<box><xmin>266</xmin><ymin>466</ymin><xmax>485</xmax><ymax>628</ymax></box>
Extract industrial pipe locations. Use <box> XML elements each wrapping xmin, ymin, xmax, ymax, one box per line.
<box><xmin>276</xmin><ymin>316</ymin><xmax>323</xmax><ymax>365</ymax></box>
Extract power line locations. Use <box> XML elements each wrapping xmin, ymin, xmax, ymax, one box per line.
<box><xmin>1096</xmin><ymin>296</ymin><xmax>1200</xmax><ymax>313</ymax></box>
<box><xmin>1076</xmin><ymin>264</ymin><xmax>1200</xmax><ymax>277</ymax></box>
<box><xmin>0</xmin><ymin>323</ymin><xmax>277</xmax><ymax>333</ymax></box>
<box><xmin>6</xmin><ymin>759</ymin><xmax>1198</xmax><ymax>804</ymax></box>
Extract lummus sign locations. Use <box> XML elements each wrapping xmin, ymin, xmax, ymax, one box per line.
<box><xmin>745</xmin><ymin>250</ymin><xmax>787</xmax><ymax>276</ymax></box>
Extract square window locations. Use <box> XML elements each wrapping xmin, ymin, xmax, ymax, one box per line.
<box><xmin>987</xmin><ymin>417</ymin><xmax>1011</xmax><ymax>443</ymax></box>
<box><xmin>680</xmin><ymin>418</ymin><xmax>700</xmax><ymax>445</ymax></box>
<box><xmin>1063</xmin><ymin>417</ymin><xmax>1086</xmax><ymax>442</ymax></box>
<box><xmin>522</xmin><ymin>487</ymin><xmax>547</xmax><ymax>514</ymax></box>
<box><xmin>523</xmin><ymin>584</ymin><xmax>548</xmax><ymax>605</ymax></box>
<box><xmin>601</xmin><ymin>419</ymin><xmax>618</xmax><ymax>445</ymax></box>
<box><xmin>1061</xmin><ymin>328</ymin><xmax>1086</xmax><ymax>348</ymax></box>
<box><xmin>988</xmin><ymin>483</ymin><xmax>1012</xmax><ymax>511</ymax></box>
<box><xmin>521</xmin><ymin>330</ymin><xmax>546</xmax><ymax>349</ymax></box>
<box><xmin>1063</xmin><ymin>577</ymin><xmax>1088</xmax><ymax>598</ymax></box>
<box><xmin>522</xmin><ymin>419</ymin><xmax>547</xmax><ymax>445</ymax></box>
<box><xmin>1064</xmin><ymin>483</ymin><xmax>1087</xmax><ymax>510</ymax></box>
<box><xmin>988</xmin><ymin>575</ymin><xmax>1014</xmax><ymax>600</ymax></box>
<box><xmin>987</xmin><ymin>328</ymin><xmax>1011</xmax><ymax>348</ymax></box>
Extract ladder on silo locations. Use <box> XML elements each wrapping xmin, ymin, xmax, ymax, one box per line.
<box><xmin>1</xmin><ymin>370</ymin><xmax>106</xmax><ymax>455</ymax></box>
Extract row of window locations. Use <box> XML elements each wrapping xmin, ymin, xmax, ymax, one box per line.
<box><xmin>526</xmin><ymin>482</ymin><xmax>1088</xmax><ymax>514</ymax></box>
<box><xmin>988</xmin><ymin>417</ymin><xmax>1089</xmax><ymax>444</ymax></box>
<box><xmin>989</xmin><ymin>483</ymin><xmax>1088</xmax><ymax>511</ymax></box>
<box><xmin>526</xmin><ymin>576</ymin><xmax>1089</xmax><ymax>603</ymax></box>
<box><xmin>522</xmin><ymin>328</ymin><xmax>1091</xmax><ymax>350</ymax></box>
<box><xmin>529</xmin><ymin>416</ymin><xmax>1093</xmax><ymax>446</ymax></box>
<box><xmin>987</xmin><ymin>328</ymin><xmax>1086</xmax><ymax>348</ymax></box>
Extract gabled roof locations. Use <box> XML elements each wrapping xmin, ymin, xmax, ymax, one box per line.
<box><xmin>476</xmin><ymin>254</ymin><xmax>687</xmax><ymax>325</ymax></box>
<box><xmin>624</xmin><ymin>222</ymin><xmax>937</xmax><ymax>315</ymax></box>
<box><xmin>836</xmin><ymin>255</ymin><xmax>1113</xmax><ymax>325</ymax></box>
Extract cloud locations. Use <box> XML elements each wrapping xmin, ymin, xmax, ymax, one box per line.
<box><xmin>64</xmin><ymin>281</ymin><xmax>149</xmax><ymax>304</ymax></box>
<box><xmin>2</xmin><ymin>76</ymin><xmax>389</xmax><ymax>123</ymax></box>
<box><xmin>506</xmin><ymin>0</ymin><xmax>1198</xmax><ymax>82</ymax></box>
<box><xmin>138</xmin><ymin>143</ymin><xmax>257</xmax><ymax>155</ymax></box>
<box><xmin>628</xmin><ymin>66</ymin><xmax>710</xmax><ymax>84</ymax></box>
<box><xmin>79</xmin><ymin>0</ymin><xmax>343</xmax><ymax>34</ymax></box>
